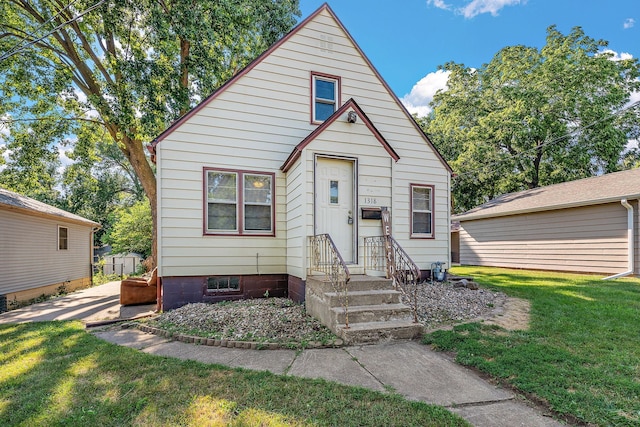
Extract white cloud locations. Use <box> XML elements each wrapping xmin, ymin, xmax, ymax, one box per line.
<box><xmin>401</xmin><ymin>69</ymin><xmax>451</xmax><ymax>117</ymax></box>
<box><xmin>624</xmin><ymin>18</ymin><xmax>635</xmax><ymax>29</ymax></box>
<box><xmin>599</xmin><ymin>49</ymin><xmax>634</xmax><ymax>61</ymax></box>
<box><xmin>459</xmin><ymin>0</ymin><xmax>525</xmax><ymax>18</ymax></box>
<box><xmin>427</xmin><ymin>0</ymin><xmax>451</xmax><ymax>11</ymax></box>
<box><xmin>427</xmin><ymin>0</ymin><xmax>525</xmax><ymax>19</ymax></box>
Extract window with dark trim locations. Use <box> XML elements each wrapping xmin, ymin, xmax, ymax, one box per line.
<box><xmin>410</xmin><ymin>184</ymin><xmax>434</xmax><ymax>238</ymax></box>
<box><xmin>311</xmin><ymin>73</ymin><xmax>340</xmax><ymax>122</ymax></box>
<box><xmin>58</xmin><ymin>226</ymin><xmax>68</xmax><ymax>250</ymax></box>
<box><xmin>205</xmin><ymin>168</ymin><xmax>274</xmax><ymax>235</ymax></box>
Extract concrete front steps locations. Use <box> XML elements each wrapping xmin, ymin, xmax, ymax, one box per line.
<box><xmin>305</xmin><ymin>275</ymin><xmax>423</xmax><ymax>344</ymax></box>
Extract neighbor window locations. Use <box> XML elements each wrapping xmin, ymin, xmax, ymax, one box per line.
<box><xmin>312</xmin><ymin>73</ymin><xmax>340</xmax><ymax>122</ymax></box>
<box><xmin>58</xmin><ymin>226</ymin><xmax>68</xmax><ymax>250</ymax></box>
<box><xmin>205</xmin><ymin>168</ymin><xmax>274</xmax><ymax>235</ymax></box>
<box><xmin>411</xmin><ymin>184</ymin><xmax>434</xmax><ymax>238</ymax></box>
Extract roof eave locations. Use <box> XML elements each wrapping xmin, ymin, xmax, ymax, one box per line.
<box><xmin>455</xmin><ymin>194</ymin><xmax>640</xmax><ymax>222</ymax></box>
<box><xmin>0</xmin><ymin>204</ymin><xmax>101</xmax><ymax>228</ymax></box>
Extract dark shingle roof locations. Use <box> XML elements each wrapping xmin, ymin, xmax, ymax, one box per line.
<box><xmin>0</xmin><ymin>188</ymin><xmax>100</xmax><ymax>227</ymax></box>
<box><xmin>454</xmin><ymin>168</ymin><xmax>640</xmax><ymax>221</ymax></box>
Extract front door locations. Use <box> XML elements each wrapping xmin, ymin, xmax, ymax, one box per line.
<box><xmin>315</xmin><ymin>157</ymin><xmax>355</xmax><ymax>263</ymax></box>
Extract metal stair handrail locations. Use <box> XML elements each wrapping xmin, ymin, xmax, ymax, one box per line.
<box><xmin>308</xmin><ymin>234</ymin><xmax>351</xmax><ymax>328</ymax></box>
<box><xmin>364</xmin><ymin>235</ymin><xmax>420</xmax><ymax>323</ymax></box>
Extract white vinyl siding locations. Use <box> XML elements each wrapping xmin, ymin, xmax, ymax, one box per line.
<box><xmin>459</xmin><ymin>202</ymin><xmax>631</xmax><ymax>274</ymax></box>
<box><xmin>0</xmin><ymin>209</ymin><xmax>92</xmax><ymax>295</ymax></box>
<box><xmin>156</xmin><ymin>8</ymin><xmax>450</xmax><ymax>277</ymax></box>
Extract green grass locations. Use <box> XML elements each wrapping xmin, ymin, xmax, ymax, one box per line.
<box><xmin>423</xmin><ymin>266</ymin><xmax>640</xmax><ymax>426</ymax></box>
<box><xmin>0</xmin><ymin>322</ymin><xmax>468</xmax><ymax>426</ymax></box>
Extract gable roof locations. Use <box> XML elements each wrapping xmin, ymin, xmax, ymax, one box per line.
<box><xmin>454</xmin><ymin>168</ymin><xmax>640</xmax><ymax>221</ymax></box>
<box><xmin>280</xmin><ymin>98</ymin><xmax>399</xmax><ymax>172</ymax></box>
<box><xmin>147</xmin><ymin>3</ymin><xmax>452</xmax><ymax>174</ymax></box>
<box><xmin>0</xmin><ymin>188</ymin><xmax>100</xmax><ymax>227</ymax></box>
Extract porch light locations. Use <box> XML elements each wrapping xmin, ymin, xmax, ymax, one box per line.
<box><xmin>347</xmin><ymin>111</ymin><xmax>357</xmax><ymax>123</ymax></box>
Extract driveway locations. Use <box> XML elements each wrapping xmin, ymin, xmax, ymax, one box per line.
<box><xmin>0</xmin><ymin>281</ymin><xmax>155</xmax><ymax>324</ymax></box>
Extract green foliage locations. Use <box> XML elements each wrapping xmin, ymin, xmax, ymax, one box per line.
<box><xmin>103</xmin><ymin>199</ymin><xmax>153</xmax><ymax>258</ymax></box>
<box><xmin>420</xmin><ymin>26</ymin><xmax>640</xmax><ymax>212</ymax></box>
<box><xmin>424</xmin><ymin>266</ymin><xmax>640</xmax><ymax>426</ymax></box>
<box><xmin>1</xmin><ymin>1</ymin><xmax>301</xmax><ymax>263</ymax></box>
<box><xmin>0</xmin><ymin>321</ymin><xmax>468</xmax><ymax>426</ymax></box>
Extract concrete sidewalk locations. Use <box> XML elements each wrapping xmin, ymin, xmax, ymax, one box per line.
<box><xmin>0</xmin><ymin>281</ymin><xmax>565</xmax><ymax>426</ymax></box>
<box><xmin>94</xmin><ymin>328</ymin><xmax>564</xmax><ymax>427</ymax></box>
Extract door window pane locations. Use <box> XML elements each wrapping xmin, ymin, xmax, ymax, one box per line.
<box><xmin>330</xmin><ymin>180</ymin><xmax>339</xmax><ymax>204</ymax></box>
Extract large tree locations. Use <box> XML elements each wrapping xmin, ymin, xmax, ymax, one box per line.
<box><xmin>1</xmin><ymin>0</ymin><xmax>300</xmax><ymax>265</ymax></box>
<box><xmin>419</xmin><ymin>26</ymin><xmax>640</xmax><ymax>212</ymax></box>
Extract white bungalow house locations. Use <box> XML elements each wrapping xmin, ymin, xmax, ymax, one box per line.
<box><xmin>0</xmin><ymin>188</ymin><xmax>99</xmax><ymax>311</ymax></box>
<box><xmin>148</xmin><ymin>3</ymin><xmax>452</xmax><ymax>330</ymax></box>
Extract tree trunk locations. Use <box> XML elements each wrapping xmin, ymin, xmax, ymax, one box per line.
<box><xmin>120</xmin><ymin>134</ymin><xmax>158</xmax><ymax>269</ymax></box>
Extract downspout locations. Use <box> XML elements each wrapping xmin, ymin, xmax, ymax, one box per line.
<box><xmin>603</xmin><ymin>199</ymin><xmax>634</xmax><ymax>280</ymax></box>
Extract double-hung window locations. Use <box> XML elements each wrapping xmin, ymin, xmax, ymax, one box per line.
<box><xmin>411</xmin><ymin>184</ymin><xmax>434</xmax><ymax>238</ymax></box>
<box><xmin>58</xmin><ymin>226</ymin><xmax>68</xmax><ymax>250</ymax></box>
<box><xmin>312</xmin><ymin>73</ymin><xmax>340</xmax><ymax>122</ymax></box>
<box><xmin>205</xmin><ymin>168</ymin><xmax>274</xmax><ymax>235</ymax></box>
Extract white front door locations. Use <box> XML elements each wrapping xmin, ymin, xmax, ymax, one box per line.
<box><xmin>315</xmin><ymin>157</ymin><xmax>355</xmax><ymax>263</ymax></box>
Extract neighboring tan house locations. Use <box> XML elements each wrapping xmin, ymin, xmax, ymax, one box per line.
<box><xmin>0</xmin><ymin>188</ymin><xmax>99</xmax><ymax>311</ymax></box>
<box><xmin>148</xmin><ymin>4</ymin><xmax>452</xmax><ymax>312</ymax></box>
<box><xmin>454</xmin><ymin>168</ymin><xmax>640</xmax><ymax>278</ymax></box>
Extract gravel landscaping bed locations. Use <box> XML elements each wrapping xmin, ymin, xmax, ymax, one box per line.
<box><xmin>146</xmin><ymin>280</ymin><xmax>505</xmax><ymax>348</ymax></box>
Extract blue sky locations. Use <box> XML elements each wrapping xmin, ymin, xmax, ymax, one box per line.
<box><xmin>300</xmin><ymin>0</ymin><xmax>639</xmax><ymax>115</ymax></box>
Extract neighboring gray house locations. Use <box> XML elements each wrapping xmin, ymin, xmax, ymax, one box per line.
<box><xmin>0</xmin><ymin>188</ymin><xmax>100</xmax><ymax>310</ymax></box>
<box><xmin>454</xmin><ymin>168</ymin><xmax>640</xmax><ymax>277</ymax></box>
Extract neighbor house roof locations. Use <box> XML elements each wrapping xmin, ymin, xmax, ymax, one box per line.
<box><xmin>454</xmin><ymin>168</ymin><xmax>640</xmax><ymax>221</ymax></box>
<box><xmin>0</xmin><ymin>188</ymin><xmax>100</xmax><ymax>227</ymax></box>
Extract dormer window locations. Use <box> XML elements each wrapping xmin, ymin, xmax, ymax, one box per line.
<box><xmin>312</xmin><ymin>72</ymin><xmax>340</xmax><ymax>123</ymax></box>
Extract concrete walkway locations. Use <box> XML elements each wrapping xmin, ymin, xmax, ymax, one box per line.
<box><xmin>0</xmin><ymin>282</ymin><xmax>565</xmax><ymax>427</ymax></box>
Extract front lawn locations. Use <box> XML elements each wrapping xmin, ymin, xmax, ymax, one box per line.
<box><xmin>0</xmin><ymin>321</ymin><xmax>468</xmax><ymax>426</ymax></box>
<box><xmin>424</xmin><ymin>266</ymin><xmax>640</xmax><ymax>426</ymax></box>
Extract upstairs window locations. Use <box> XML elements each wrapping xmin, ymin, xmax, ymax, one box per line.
<box><xmin>411</xmin><ymin>184</ymin><xmax>434</xmax><ymax>238</ymax></box>
<box><xmin>58</xmin><ymin>226</ymin><xmax>68</xmax><ymax>250</ymax></box>
<box><xmin>205</xmin><ymin>168</ymin><xmax>274</xmax><ymax>236</ymax></box>
<box><xmin>312</xmin><ymin>73</ymin><xmax>340</xmax><ymax>122</ymax></box>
